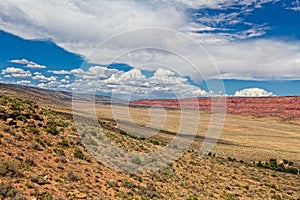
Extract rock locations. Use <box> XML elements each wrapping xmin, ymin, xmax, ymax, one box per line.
<box><xmin>20</xmin><ymin>111</ymin><xmax>30</xmax><ymax>119</ymax></box>
<box><xmin>33</xmin><ymin>114</ymin><xmax>43</xmax><ymax>121</ymax></box>
<box><xmin>7</xmin><ymin>118</ymin><xmax>17</xmax><ymax>126</ymax></box>
<box><xmin>76</xmin><ymin>193</ymin><xmax>87</xmax><ymax>199</ymax></box>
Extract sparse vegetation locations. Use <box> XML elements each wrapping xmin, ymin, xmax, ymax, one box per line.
<box><xmin>0</xmin><ymin>91</ymin><xmax>299</xmax><ymax>199</ymax></box>
<box><xmin>150</xmin><ymin>140</ymin><xmax>160</xmax><ymax>145</ymax></box>
<box><xmin>53</xmin><ymin>148</ymin><xmax>65</xmax><ymax>156</ymax></box>
<box><xmin>57</xmin><ymin>139</ymin><xmax>70</xmax><ymax>148</ymax></box>
<box><xmin>74</xmin><ymin>149</ymin><xmax>85</xmax><ymax>159</ymax></box>
<box><xmin>256</xmin><ymin>159</ymin><xmax>299</xmax><ymax>174</ymax></box>
<box><xmin>46</xmin><ymin>123</ymin><xmax>59</xmax><ymax>135</ymax></box>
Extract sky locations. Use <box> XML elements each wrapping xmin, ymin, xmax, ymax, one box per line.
<box><xmin>0</xmin><ymin>0</ymin><xmax>300</xmax><ymax>99</ymax></box>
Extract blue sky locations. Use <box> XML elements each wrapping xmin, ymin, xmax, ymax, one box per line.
<box><xmin>0</xmin><ymin>0</ymin><xmax>300</xmax><ymax>99</ymax></box>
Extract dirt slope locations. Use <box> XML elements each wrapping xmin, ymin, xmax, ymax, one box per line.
<box><xmin>0</xmin><ymin>86</ymin><xmax>299</xmax><ymax>199</ymax></box>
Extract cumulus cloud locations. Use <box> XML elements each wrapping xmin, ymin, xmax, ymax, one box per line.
<box><xmin>33</xmin><ymin>74</ymin><xmax>57</xmax><ymax>82</ymax></box>
<box><xmin>1</xmin><ymin>67</ymin><xmax>32</xmax><ymax>78</ymax></box>
<box><xmin>9</xmin><ymin>58</ymin><xmax>46</xmax><ymax>69</ymax></box>
<box><xmin>40</xmin><ymin>66</ymin><xmax>208</xmax><ymax>99</ymax></box>
<box><xmin>0</xmin><ymin>0</ymin><xmax>299</xmax><ymax>82</ymax></box>
<box><xmin>234</xmin><ymin>88</ymin><xmax>275</xmax><ymax>97</ymax></box>
<box><xmin>0</xmin><ymin>0</ymin><xmax>300</xmax><ymax>80</ymax></box>
<box><xmin>16</xmin><ymin>80</ymin><xmax>31</xmax><ymax>85</ymax></box>
<box><xmin>47</xmin><ymin>70</ymin><xmax>71</xmax><ymax>75</ymax></box>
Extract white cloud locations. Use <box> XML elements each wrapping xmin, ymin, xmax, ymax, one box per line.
<box><xmin>234</xmin><ymin>88</ymin><xmax>275</xmax><ymax>97</ymax></box>
<box><xmin>40</xmin><ymin>66</ymin><xmax>208</xmax><ymax>99</ymax></box>
<box><xmin>9</xmin><ymin>58</ymin><xmax>31</xmax><ymax>65</ymax></box>
<box><xmin>1</xmin><ymin>67</ymin><xmax>32</xmax><ymax>78</ymax></box>
<box><xmin>9</xmin><ymin>58</ymin><xmax>46</xmax><ymax>69</ymax></box>
<box><xmin>207</xmin><ymin>39</ymin><xmax>300</xmax><ymax>80</ymax></box>
<box><xmin>26</xmin><ymin>63</ymin><xmax>46</xmax><ymax>69</ymax></box>
<box><xmin>48</xmin><ymin>70</ymin><xmax>71</xmax><ymax>75</ymax></box>
<box><xmin>33</xmin><ymin>74</ymin><xmax>57</xmax><ymax>82</ymax></box>
<box><xmin>16</xmin><ymin>80</ymin><xmax>31</xmax><ymax>85</ymax></box>
<box><xmin>0</xmin><ymin>0</ymin><xmax>299</xmax><ymax>82</ymax></box>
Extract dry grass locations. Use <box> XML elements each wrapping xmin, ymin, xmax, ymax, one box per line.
<box><xmin>0</xmin><ymin>92</ymin><xmax>299</xmax><ymax>199</ymax></box>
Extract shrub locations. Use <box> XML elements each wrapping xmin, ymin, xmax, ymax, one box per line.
<box><xmin>132</xmin><ymin>157</ymin><xmax>142</xmax><ymax>165</ymax></box>
<box><xmin>120</xmin><ymin>130</ymin><xmax>127</xmax><ymax>135</ymax></box>
<box><xmin>187</xmin><ymin>195</ymin><xmax>198</xmax><ymax>200</ymax></box>
<box><xmin>47</xmin><ymin>124</ymin><xmax>59</xmax><ymax>135</ymax></box>
<box><xmin>29</xmin><ymin>127</ymin><xmax>40</xmax><ymax>135</ymax></box>
<box><xmin>30</xmin><ymin>142</ymin><xmax>42</xmax><ymax>151</ymax></box>
<box><xmin>36</xmin><ymin>190</ymin><xmax>52</xmax><ymax>200</ymax></box>
<box><xmin>67</xmin><ymin>171</ymin><xmax>80</xmax><ymax>182</ymax></box>
<box><xmin>0</xmin><ymin>160</ymin><xmax>22</xmax><ymax>177</ymax></box>
<box><xmin>74</xmin><ymin>149</ymin><xmax>85</xmax><ymax>159</ymax></box>
<box><xmin>122</xmin><ymin>179</ymin><xmax>136</xmax><ymax>189</ymax></box>
<box><xmin>3</xmin><ymin>126</ymin><xmax>16</xmax><ymax>135</ymax></box>
<box><xmin>53</xmin><ymin>148</ymin><xmax>65</xmax><ymax>156</ymax></box>
<box><xmin>31</xmin><ymin>176</ymin><xmax>49</xmax><ymax>185</ymax></box>
<box><xmin>257</xmin><ymin>161</ymin><xmax>264</xmax><ymax>168</ymax></box>
<box><xmin>34</xmin><ymin>138</ymin><xmax>46</xmax><ymax>147</ymax></box>
<box><xmin>16</xmin><ymin>115</ymin><xmax>27</xmax><ymax>121</ymax></box>
<box><xmin>150</xmin><ymin>140</ymin><xmax>160</xmax><ymax>145</ymax></box>
<box><xmin>285</xmin><ymin>167</ymin><xmax>299</xmax><ymax>174</ymax></box>
<box><xmin>57</xmin><ymin>139</ymin><xmax>69</xmax><ymax>148</ymax></box>
<box><xmin>0</xmin><ymin>182</ymin><xmax>24</xmax><ymax>199</ymax></box>
<box><xmin>256</xmin><ymin>159</ymin><xmax>299</xmax><ymax>175</ymax></box>
<box><xmin>269</xmin><ymin>158</ymin><xmax>277</xmax><ymax>168</ymax></box>
<box><xmin>57</xmin><ymin>120</ymin><xmax>68</xmax><ymax>128</ymax></box>
<box><xmin>227</xmin><ymin>157</ymin><xmax>236</xmax><ymax>162</ymax></box>
<box><xmin>10</xmin><ymin>103</ymin><xmax>23</xmax><ymax>111</ymax></box>
<box><xmin>89</xmin><ymin>139</ymin><xmax>98</xmax><ymax>146</ymax></box>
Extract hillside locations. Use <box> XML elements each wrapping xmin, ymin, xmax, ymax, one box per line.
<box><xmin>0</xmin><ymin>84</ymin><xmax>299</xmax><ymax>199</ymax></box>
<box><xmin>0</xmin><ymin>83</ymin><xmax>122</xmax><ymax>108</ymax></box>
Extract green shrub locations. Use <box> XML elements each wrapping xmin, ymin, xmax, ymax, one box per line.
<box><xmin>16</xmin><ymin>115</ymin><xmax>27</xmax><ymax>121</ymax></box>
<box><xmin>89</xmin><ymin>139</ymin><xmax>98</xmax><ymax>146</ymax></box>
<box><xmin>47</xmin><ymin>125</ymin><xmax>59</xmax><ymax>135</ymax></box>
<box><xmin>227</xmin><ymin>157</ymin><xmax>236</xmax><ymax>162</ymax></box>
<box><xmin>256</xmin><ymin>159</ymin><xmax>299</xmax><ymax>175</ymax></box>
<box><xmin>36</xmin><ymin>190</ymin><xmax>52</xmax><ymax>200</ymax></box>
<box><xmin>269</xmin><ymin>158</ymin><xmax>277</xmax><ymax>168</ymax></box>
<box><xmin>29</xmin><ymin>127</ymin><xmax>40</xmax><ymax>135</ymax></box>
<box><xmin>53</xmin><ymin>148</ymin><xmax>65</xmax><ymax>156</ymax></box>
<box><xmin>132</xmin><ymin>157</ymin><xmax>142</xmax><ymax>165</ymax></box>
<box><xmin>74</xmin><ymin>149</ymin><xmax>85</xmax><ymax>159</ymax></box>
<box><xmin>150</xmin><ymin>140</ymin><xmax>160</xmax><ymax>145</ymax></box>
<box><xmin>57</xmin><ymin>139</ymin><xmax>69</xmax><ymax>148</ymax></box>
<box><xmin>47</xmin><ymin>120</ymin><xmax>56</xmax><ymax>126</ymax></box>
<box><xmin>120</xmin><ymin>130</ymin><xmax>127</xmax><ymax>135</ymax></box>
<box><xmin>10</xmin><ymin>103</ymin><xmax>23</xmax><ymax>111</ymax></box>
<box><xmin>187</xmin><ymin>195</ymin><xmax>198</xmax><ymax>200</ymax></box>
<box><xmin>257</xmin><ymin>161</ymin><xmax>264</xmax><ymax>168</ymax></box>
<box><xmin>34</xmin><ymin>138</ymin><xmax>46</xmax><ymax>147</ymax></box>
<box><xmin>57</xmin><ymin>120</ymin><xmax>68</xmax><ymax>128</ymax></box>
<box><xmin>285</xmin><ymin>167</ymin><xmax>299</xmax><ymax>174</ymax></box>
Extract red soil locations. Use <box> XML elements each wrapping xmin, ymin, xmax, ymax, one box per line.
<box><xmin>130</xmin><ymin>96</ymin><xmax>300</xmax><ymax>119</ymax></box>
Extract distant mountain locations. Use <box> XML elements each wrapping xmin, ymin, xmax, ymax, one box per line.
<box><xmin>0</xmin><ymin>83</ymin><xmax>123</xmax><ymax>107</ymax></box>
